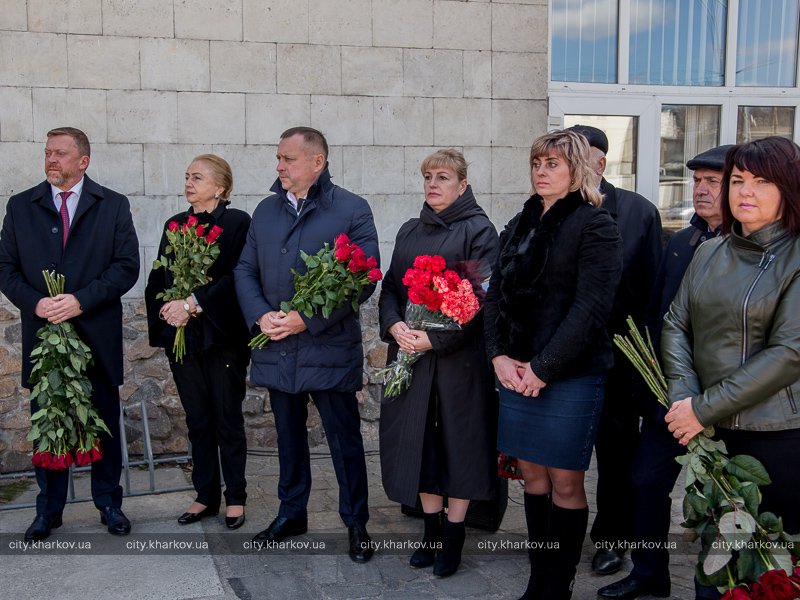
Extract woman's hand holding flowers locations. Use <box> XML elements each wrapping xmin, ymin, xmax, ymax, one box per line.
<box><xmin>665</xmin><ymin>397</ymin><xmax>705</xmax><ymax>445</ymax></box>
<box><xmin>389</xmin><ymin>321</ymin><xmax>417</xmax><ymax>353</ymax></box>
<box><xmin>406</xmin><ymin>329</ymin><xmax>432</xmax><ymax>353</ymax></box>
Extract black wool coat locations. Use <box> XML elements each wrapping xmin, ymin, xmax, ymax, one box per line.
<box><xmin>378</xmin><ymin>187</ymin><xmax>500</xmax><ymax>506</ymax></box>
<box><xmin>145</xmin><ymin>203</ymin><xmax>252</xmax><ymax>359</ymax></box>
<box><xmin>0</xmin><ymin>177</ymin><xmax>140</xmax><ymax>387</ymax></box>
<box><xmin>484</xmin><ymin>191</ymin><xmax>622</xmax><ymax>383</ymax></box>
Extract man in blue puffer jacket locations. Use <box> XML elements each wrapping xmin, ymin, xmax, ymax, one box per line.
<box><xmin>235</xmin><ymin>127</ymin><xmax>379</xmax><ymax>563</ymax></box>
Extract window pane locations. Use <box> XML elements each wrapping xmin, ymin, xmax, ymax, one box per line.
<box><xmin>737</xmin><ymin>106</ymin><xmax>795</xmax><ymax>142</ymax></box>
<box><xmin>629</xmin><ymin>0</ymin><xmax>726</xmax><ymax>86</ymax></box>
<box><xmin>563</xmin><ymin>114</ymin><xmax>637</xmax><ymax>191</ymax></box>
<box><xmin>659</xmin><ymin>105</ymin><xmax>721</xmax><ymax>230</ymax></box>
<box><xmin>736</xmin><ymin>0</ymin><xmax>799</xmax><ymax>86</ymax></box>
<box><xmin>551</xmin><ymin>0</ymin><xmax>618</xmax><ymax>83</ymax></box>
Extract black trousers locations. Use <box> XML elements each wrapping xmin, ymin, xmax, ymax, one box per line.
<box><xmin>170</xmin><ymin>346</ymin><xmax>248</xmax><ymax>507</ymax></box>
<box><xmin>591</xmin><ymin>357</ymin><xmax>641</xmax><ymax>548</ymax></box>
<box><xmin>34</xmin><ymin>375</ymin><xmax>122</xmax><ymax>519</ymax></box>
<box><xmin>629</xmin><ymin>409</ymin><xmax>685</xmax><ymax>583</ymax></box>
<box><xmin>268</xmin><ymin>389</ymin><xmax>369</xmax><ymax>527</ymax></box>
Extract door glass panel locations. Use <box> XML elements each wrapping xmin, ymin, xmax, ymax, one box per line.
<box><xmin>736</xmin><ymin>0</ymin><xmax>799</xmax><ymax>86</ymax></box>
<box><xmin>629</xmin><ymin>0</ymin><xmax>726</xmax><ymax>86</ymax></box>
<box><xmin>659</xmin><ymin>105</ymin><xmax>721</xmax><ymax>231</ymax></box>
<box><xmin>552</xmin><ymin>0</ymin><xmax>618</xmax><ymax>83</ymax></box>
<box><xmin>736</xmin><ymin>106</ymin><xmax>795</xmax><ymax>142</ymax></box>
<box><xmin>563</xmin><ymin>114</ymin><xmax>638</xmax><ymax>191</ymax></box>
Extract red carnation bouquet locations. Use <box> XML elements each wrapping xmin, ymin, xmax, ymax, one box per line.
<box><xmin>378</xmin><ymin>254</ymin><xmax>483</xmax><ymax>401</ymax></box>
<box><xmin>249</xmin><ymin>233</ymin><xmax>382</xmax><ymax>349</ymax></box>
<box><xmin>28</xmin><ymin>271</ymin><xmax>110</xmax><ymax>470</ymax></box>
<box><xmin>152</xmin><ymin>215</ymin><xmax>223</xmax><ymax>362</ymax></box>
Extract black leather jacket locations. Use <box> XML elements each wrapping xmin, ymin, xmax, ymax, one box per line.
<box><xmin>661</xmin><ymin>221</ymin><xmax>800</xmax><ymax>431</ymax></box>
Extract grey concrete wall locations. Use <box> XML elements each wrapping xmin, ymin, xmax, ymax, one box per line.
<box><xmin>0</xmin><ymin>0</ymin><xmax>548</xmax><ymax>472</ymax></box>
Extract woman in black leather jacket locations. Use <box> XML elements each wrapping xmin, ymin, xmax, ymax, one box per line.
<box><xmin>662</xmin><ymin>137</ymin><xmax>800</xmax><ymax>557</ymax></box>
<box><xmin>484</xmin><ymin>130</ymin><xmax>622</xmax><ymax>600</ymax></box>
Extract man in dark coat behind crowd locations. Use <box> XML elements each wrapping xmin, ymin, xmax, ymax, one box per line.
<box><xmin>234</xmin><ymin>127</ymin><xmax>379</xmax><ymax>563</ymax></box>
<box><xmin>566</xmin><ymin>125</ymin><xmax>664</xmax><ymax>576</ymax></box>
<box><xmin>598</xmin><ymin>145</ymin><xmax>732</xmax><ymax>600</ymax></box>
<box><xmin>0</xmin><ymin>126</ymin><xmax>140</xmax><ymax>541</ymax></box>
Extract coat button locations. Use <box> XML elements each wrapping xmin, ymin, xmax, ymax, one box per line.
<box><xmin>280</xmin><ymin>351</ymin><xmax>286</xmax><ymax>357</ymax></box>
<box><xmin>51</xmin><ymin>227</ymin><xmax>58</xmax><ymax>234</ymax></box>
<box><xmin>281</xmin><ymin>248</ymin><xmax>288</xmax><ymax>254</ymax></box>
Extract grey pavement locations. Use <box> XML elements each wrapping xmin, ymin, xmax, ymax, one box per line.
<box><xmin>0</xmin><ymin>444</ymin><xmax>699</xmax><ymax>600</ymax></box>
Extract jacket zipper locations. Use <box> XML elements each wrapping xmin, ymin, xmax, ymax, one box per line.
<box><xmin>734</xmin><ymin>252</ymin><xmax>775</xmax><ymax>428</ymax></box>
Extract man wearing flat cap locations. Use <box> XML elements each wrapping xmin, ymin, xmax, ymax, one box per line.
<box><xmin>566</xmin><ymin>124</ymin><xmax>664</xmax><ymax>577</ymax></box>
<box><xmin>598</xmin><ymin>144</ymin><xmax>733</xmax><ymax>600</ymax></box>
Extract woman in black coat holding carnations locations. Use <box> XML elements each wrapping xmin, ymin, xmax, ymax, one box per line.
<box><xmin>484</xmin><ymin>131</ymin><xmax>622</xmax><ymax>599</ymax></box>
<box><xmin>379</xmin><ymin>148</ymin><xmax>500</xmax><ymax>578</ymax></box>
<box><xmin>145</xmin><ymin>154</ymin><xmax>251</xmax><ymax>529</ymax></box>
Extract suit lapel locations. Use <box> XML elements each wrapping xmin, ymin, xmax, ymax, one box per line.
<box><xmin>71</xmin><ymin>176</ymin><xmax>101</xmax><ymax>229</ymax></box>
<box><xmin>30</xmin><ymin>181</ymin><xmax>59</xmax><ymax>216</ymax></box>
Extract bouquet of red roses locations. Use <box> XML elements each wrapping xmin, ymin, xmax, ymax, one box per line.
<box><xmin>249</xmin><ymin>233</ymin><xmax>382</xmax><ymax>349</ymax></box>
<box><xmin>28</xmin><ymin>271</ymin><xmax>110</xmax><ymax>470</ymax></box>
<box><xmin>152</xmin><ymin>215</ymin><xmax>223</xmax><ymax>362</ymax></box>
<box><xmin>378</xmin><ymin>255</ymin><xmax>482</xmax><ymax>401</ymax></box>
<box><xmin>721</xmin><ymin>564</ymin><xmax>800</xmax><ymax>599</ymax></box>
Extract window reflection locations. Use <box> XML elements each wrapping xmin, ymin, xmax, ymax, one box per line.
<box><xmin>563</xmin><ymin>115</ymin><xmax>637</xmax><ymax>191</ymax></box>
<box><xmin>551</xmin><ymin>0</ymin><xmax>618</xmax><ymax>83</ymax></box>
<box><xmin>629</xmin><ymin>0</ymin><xmax>726</xmax><ymax>86</ymax></box>
<box><xmin>737</xmin><ymin>0</ymin><xmax>799</xmax><ymax>86</ymax></box>
<box><xmin>737</xmin><ymin>106</ymin><xmax>795</xmax><ymax>142</ymax></box>
<box><xmin>659</xmin><ymin>105</ymin><xmax>720</xmax><ymax>230</ymax></box>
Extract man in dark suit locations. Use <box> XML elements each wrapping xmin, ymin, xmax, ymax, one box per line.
<box><xmin>235</xmin><ymin>127</ymin><xmax>379</xmax><ymax>563</ymax></box>
<box><xmin>0</xmin><ymin>127</ymin><xmax>140</xmax><ymax>541</ymax></box>
<box><xmin>566</xmin><ymin>125</ymin><xmax>664</xmax><ymax>577</ymax></box>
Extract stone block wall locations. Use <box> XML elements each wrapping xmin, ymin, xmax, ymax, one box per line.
<box><xmin>0</xmin><ymin>0</ymin><xmax>548</xmax><ymax>473</ymax></box>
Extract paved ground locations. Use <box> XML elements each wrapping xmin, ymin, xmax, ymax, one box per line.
<box><xmin>0</xmin><ymin>443</ymin><xmax>700</xmax><ymax>600</ymax></box>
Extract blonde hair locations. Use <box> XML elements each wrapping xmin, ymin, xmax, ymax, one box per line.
<box><xmin>420</xmin><ymin>148</ymin><xmax>468</xmax><ymax>182</ymax></box>
<box><xmin>191</xmin><ymin>154</ymin><xmax>233</xmax><ymax>201</ymax></box>
<box><xmin>529</xmin><ymin>130</ymin><xmax>602</xmax><ymax>207</ymax></box>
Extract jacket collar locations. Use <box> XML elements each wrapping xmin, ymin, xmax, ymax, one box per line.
<box><xmin>269</xmin><ymin>165</ymin><xmax>334</xmax><ymax>210</ymax></box>
<box><xmin>419</xmin><ymin>185</ymin><xmax>485</xmax><ymax>227</ymax></box>
<box><xmin>31</xmin><ymin>175</ymin><xmax>102</xmax><ymax>227</ymax></box>
<box><xmin>690</xmin><ymin>212</ymin><xmax>720</xmax><ymax>234</ymax></box>
<box><xmin>731</xmin><ymin>220</ymin><xmax>792</xmax><ymax>252</ymax></box>
<box><xmin>599</xmin><ymin>178</ymin><xmax>617</xmax><ymax>217</ymax></box>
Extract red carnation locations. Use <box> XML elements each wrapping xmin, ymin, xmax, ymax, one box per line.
<box><xmin>368</xmin><ymin>268</ymin><xmax>383</xmax><ymax>283</ymax></box>
<box><xmin>168</xmin><ymin>221</ymin><xmax>179</xmax><ymax>232</ymax></box>
<box><xmin>196</xmin><ymin>225</ymin><xmax>206</xmax><ymax>237</ymax></box>
<box><xmin>752</xmin><ymin>570</ymin><xmax>796</xmax><ymax>600</ymax></box>
<box><xmin>205</xmin><ymin>225</ymin><xmax>223</xmax><ymax>244</ymax></box>
<box><xmin>721</xmin><ymin>587</ymin><xmax>753</xmax><ymax>600</ymax></box>
<box><xmin>186</xmin><ymin>215</ymin><xmax>199</xmax><ymax>227</ymax></box>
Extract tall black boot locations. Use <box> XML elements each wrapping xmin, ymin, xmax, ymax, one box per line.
<box><xmin>519</xmin><ymin>493</ymin><xmax>552</xmax><ymax>600</ymax></box>
<box><xmin>433</xmin><ymin>519</ymin><xmax>465</xmax><ymax>577</ymax></box>
<box><xmin>410</xmin><ymin>510</ymin><xmax>443</xmax><ymax>568</ymax></box>
<box><xmin>538</xmin><ymin>504</ymin><xmax>589</xmax><ymax>600</ymax></box>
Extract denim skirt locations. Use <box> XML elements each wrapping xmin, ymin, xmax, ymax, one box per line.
<box><xmin>497</xmin><ymin>374</ymin><xmax>605</xmax><ymax>471</ymax></box>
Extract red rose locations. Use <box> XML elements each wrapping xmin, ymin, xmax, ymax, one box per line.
<box><xmin>721</xmin><ymin>587</ymin><xmax>753</xmax><ymax>600</ymax></box>
<box><xmin>196</xmin><ymin>225</ymin><xmax>206</xmax><ymax>237</ymax></box>
<box><xmin>90</xmin><ymin>444</ymin><xmax>103</xmax><ymax>462</ymax></box>
<box><xmin>368</xmin><ymin>268</ymin><xmax>383</xmax><ymax>283</ymax></box>
<box><xmin>791</xmin><ymin>564</ymin><xmax>800</xmax><ymax>584</ymax></box>
<box><xmin>753</xmin><ymin>570</ymin><xmax>796</xmax><ymax>600</ymax></box>
<box><xmin>334</xmin><ymin>244</ymin><xmax>352</xmax><ymax>262</ymax></box>
<box><xmin>186</xmin><ymin>215</ymin><xmax>199</xmax><ymax>227</ymax></box>
<box><xmin>348</xmin><ymin>247</ymin><xmax>368</xmax><ymax>272</ymax></box>
<box><xmin>168</xmin><ymin>221</ymin><xmax>179</xmax><ymax>232</ymax></box>
<box><xmin>334</xmin><ymin>233</ymin><xmax>351</xmax><ymax>248</ymax></box>
<box><xmin>365</xmin><ymin>256</ymin><xmax>377</xmax><ymax>269</ymax></box>
<box><xmin>182</xmin><ymin>223</ymin><xmax>189</xmax><ymax>233</ymax></box>
<box><xmin>74</xmin><ymin>449</ymin><xmax>91</xmax><ymax>467</ymax></box>
<box><xmin>32</xmin><ymin>450</ymin><xmax>54</xmax><ymax>469</ymax></box>
<box><xmin>205</xmin><ymin>225</ymin><xmax>223</xmax><ymax>244</ymax></box>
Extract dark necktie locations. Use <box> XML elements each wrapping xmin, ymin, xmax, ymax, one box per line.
<box><xmin>59</xmin><ymin>191</ymin><xmax>70</xmax><ymax>248</ymax></box>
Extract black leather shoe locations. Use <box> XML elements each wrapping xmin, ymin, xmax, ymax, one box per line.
<box><xmin>24</xmin><ymin>514</ymin><xmax>62</xmax><ymax>542</ymax></box>
<box><xmin>252</xmin><ymin>516</ymin><xmax>307</xmax><ymax>546</ymax></box>
<box><xmin>99</xmin><ymin>507</ymin><xmax>131</xmax><ymax>535</ymax></box>
<box><xmin>592</xmin><ymin>548</ymin><xmax>625</xmax><ymax>575</ymax></box>
<box><xmin>225</xmin><ymin>513</ymin><xmax>246</xmax><ymax>530</ymax></box>
<box><xmin>598</xmin><ymin>575</ymin><xmax>670</xmax><ymax>599</ymax></box>
<box><xmin>177</xmin><ymin>506</ymin><xmax>219</xmax><ymax>525</ymax></box>
<box><xmin>348</xmin><ymin>524</ymin><xmax>374</xmax><ymax>563</ymax></box>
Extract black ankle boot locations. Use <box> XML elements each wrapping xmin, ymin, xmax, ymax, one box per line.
<box><xmin>410</xmin><ymin>511</ymin><xmax>442</xmax><ymax>568</ymax></box>
<box><xmin>538</xmin><ymin>504</ymin><xmax>589</xmax><ymax>600</ymax></box>
<box><xmin>518</xmin><ymin>493</ymin><xmax>552</xmax><ymax>600</ymax></box>
<box><xmin>433</xmin><ymin>519</ymin><xmax>465</xmax><ymax>577</ymax></box>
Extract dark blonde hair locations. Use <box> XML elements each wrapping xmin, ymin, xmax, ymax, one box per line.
<box><xmin>191</xmin><ymin>154</ymin><xmax>233</xmax><ymax>201</ymax></box>
<box><xmin>47</xmin><ymin>127</ymin><xmax>90</xmax><ymax>158</ymax></box>
<box><xmin>529</xmin><ymin>130</ymin><xmax>602</xmax><ymax>207</ymax></box>
<box><xmin>420</xmin><ymin>148</ymin><xmax>468</xmax><ymax>182</ymax></box>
